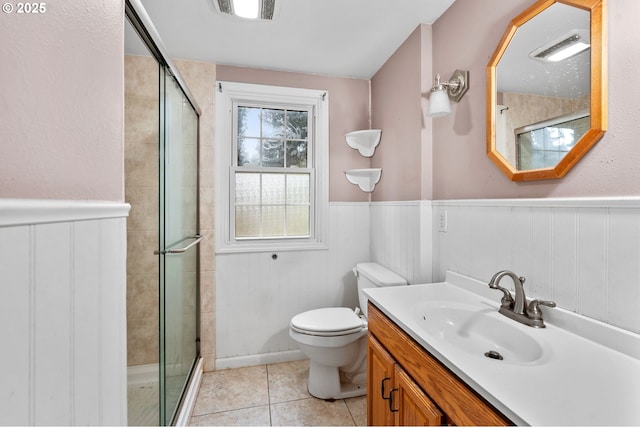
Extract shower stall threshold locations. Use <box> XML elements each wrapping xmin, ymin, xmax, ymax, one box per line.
<box><xmin>127</xmin><ymin>358</ymin><xmax>203</xmax><ymax>426</ymax></box>
<box><xmin>174</xmin><ymin>357</ymin><xmax>203</xmax><ymax>426</ymax></box>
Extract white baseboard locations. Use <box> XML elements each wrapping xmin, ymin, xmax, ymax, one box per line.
<box><xmin>215</xmin><ymin>350</ymin><xmax>307</xmax><ymax>370</ymax></box>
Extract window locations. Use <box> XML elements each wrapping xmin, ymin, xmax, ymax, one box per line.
<box><xmin>215</xmin><ymin>82</ymin><xmax>328</xmax><ymax>252</ymax></box>
<box><xmin>516</xmin><ymin>112</ymin><xmax>590</xmax><ymax>170</ymax></box>
<box><xmin>234</xmin><ymin>104</ymin><xmax>312</xmax><ymax>239</ymax></box>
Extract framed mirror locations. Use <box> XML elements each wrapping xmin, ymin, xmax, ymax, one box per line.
<box><xmin>486</xmin><ymin>0</ymin><xmax>607</xmax><ymax>181</ymax></box>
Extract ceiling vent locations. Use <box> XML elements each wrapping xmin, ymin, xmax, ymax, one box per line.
<box><xmin>529</xmin><ymin>29</ymin><xmax>590</xmax><ymax>62</ymax></box>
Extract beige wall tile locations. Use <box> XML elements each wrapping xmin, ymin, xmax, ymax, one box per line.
<box><xmin>125</xmin><ymin>186</ymin><xmax>158</xmax><ymax>232</ymax></box>
<box><xmin>127</xmin><ymin>317</ymin><xmax>158</xmax><ymax>365</ymax></box>
<box><xmin>126</xmin><ymin>273</ymin><xmax>159</xmax><ymax>322</ymax></box>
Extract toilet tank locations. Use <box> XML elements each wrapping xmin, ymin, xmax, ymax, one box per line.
<box><xmin>355</xmin><ymin>263</ymin><xmax>407</xmax><ymax>317</ymax></box>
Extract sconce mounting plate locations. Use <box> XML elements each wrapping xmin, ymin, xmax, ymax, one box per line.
<box><xmin>448</xmin><ymin>69</ymin><xmax>469</xmax><ymax>102</ymax></box>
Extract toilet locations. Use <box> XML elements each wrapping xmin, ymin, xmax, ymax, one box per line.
<box><xmin>289</xmin><ymin>262</ymin><xmax>407</xmax><ymax>400</ymax></box>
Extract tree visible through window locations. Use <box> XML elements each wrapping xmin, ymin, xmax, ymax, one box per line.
<box><xmin>233</xmin><ymin>104</ymin><xmax>313</xmax><ymax>239</ymax></box>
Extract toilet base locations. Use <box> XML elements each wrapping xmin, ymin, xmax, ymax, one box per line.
<box><xmin>307</xmin><ymin>360</ymin><xmax>367</xmax><ymax>400</ymax></box>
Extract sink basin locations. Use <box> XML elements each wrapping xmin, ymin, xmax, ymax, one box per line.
<box><xmin>365</xmin><ymin>274</ymin><xmax>640</xmax><ymax>426</ymax></box>
<box><xmin>412</xmin><ymin>301</ymin><xmax>544</xmax><ymax>364</ymax></box>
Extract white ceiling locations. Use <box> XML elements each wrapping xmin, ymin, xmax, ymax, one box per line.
<box><xmin>125</xmin><ymin>0</ymin><xmax>456</xmax><ymax>79</ymax></box>
<box><xmin>496</xmin><ymin>2</ymin><xmax>591</xmax><ymax>99</ymax></box>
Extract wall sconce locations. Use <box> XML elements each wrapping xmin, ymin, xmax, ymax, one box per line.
<box><xmin>427</xmin><ymin>70</ymin><xmax>469</xmax><ymax>118</ymax></box>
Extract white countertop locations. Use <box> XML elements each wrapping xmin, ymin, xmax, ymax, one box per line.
<box><xmin>364</xmin><ymin>271</ymin><xmax>640</xmax><ymax>426</ymax></box>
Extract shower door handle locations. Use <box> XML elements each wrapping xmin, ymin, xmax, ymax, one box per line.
<box><xmin>154</xmin><ymin>234</ymin><xmax>205</xmax><ymax>255</ymax></box>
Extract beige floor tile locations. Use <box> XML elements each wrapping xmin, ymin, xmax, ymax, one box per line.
<box><xmin>192</xmin><ymin>365</ymin><xmax>269</xmax><ymax>417</ymax></box>
<box><xmin>270</xmin><ymin>398</ymin><xmax>355</xmax><ymax>426</ymax></box>
<box><xmin>267</xmin><ymin>359</ymin><xmax>311</xmax><ymax>404</ymax></box>
<box><xmin>191</xmin><ymin>360</ymin><xmax>369</xmax><ymax>426</ymax></box>
<box><xmin>189</xmin><ymin>405</ymin><xmax>271</xmax><ymax>426</ymax></box>
<box><xmin>345</xmin><ymin>396</ymin><xmax>367</xmax><ymax>426</ymax></box>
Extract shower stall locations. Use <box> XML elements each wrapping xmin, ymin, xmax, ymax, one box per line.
<box><xmin>125</xmin><ymin>1</ymin><xmax>202</xmax><ymax>425</ymax></box>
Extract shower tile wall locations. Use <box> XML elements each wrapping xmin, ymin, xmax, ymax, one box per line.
<box><xmin>125</xmin><ymin>56</ymin><xmax>217</xmax><ymax>371</ymax></box>
<box><xmin>125</xmin><ymin>55</ymin><xmax>160</xmax><ymax>366</ymax></box>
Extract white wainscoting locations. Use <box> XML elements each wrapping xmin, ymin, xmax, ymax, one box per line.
<box><xmin>215</xmin><ymin>202</ymin><xmax>370</xmax><ymax>368</ymax></box>
<box><xmin>215</xmin><ymin>197</ymin><xmax>640</xmax><ymax>365</ymax></box>
<box><xmin>433</xmin><ymin>198</ymin><xmax>640</xmax><ymax>334</ymax></box>
<box><xmin>0</xmin><ymin>199</ymin><xmax>130</xmax><ymax>425</ymax></box>
<box><xmin>370</xmin><ymin>201</ymin><xmax>433</xmax><ymax>285</ymax></box>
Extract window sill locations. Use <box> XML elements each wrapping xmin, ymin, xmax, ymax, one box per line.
<box><xmin>216</xmin><ymin>240</ymin><xmax>329</xmax><ymax>254</ymax></box>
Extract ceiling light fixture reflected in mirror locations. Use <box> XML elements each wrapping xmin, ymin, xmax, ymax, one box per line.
<box><xmin>530</xmin><ymin>30</ymin><xmax>590</xmax><ymax>62</ymax></box>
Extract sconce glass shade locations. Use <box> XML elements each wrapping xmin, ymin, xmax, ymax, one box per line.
<box><xmin>428</xmin><ymin>88</ymin><xmax>451</xmax><ymax>118</ymax></box>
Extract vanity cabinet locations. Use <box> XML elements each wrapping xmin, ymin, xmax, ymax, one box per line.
<box><xmin>367</xmin><ymin>303</ymin><xmax>511</xmax><ymax>426</ymax></box>
<box><xmin>368</xmin><ymin>335</ymin><xmax>396</xmax><ymax>425</ymax></box>
<box><xmin>368</xmin><ymin>336</ymin><xmax>445</xmax><ymax>425</ymax></box>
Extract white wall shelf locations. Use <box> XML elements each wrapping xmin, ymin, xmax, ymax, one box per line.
<box><xmin>345</xmin><ymin>129</ymin><xmax>382</xmax><ymax>157</ymax></box>
<box><xmin>344</xmin><ymin>168</ymin><xmax>382</xmax><ymax>193</ymax></box>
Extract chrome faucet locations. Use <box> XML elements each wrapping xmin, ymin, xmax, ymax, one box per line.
<box><xmin>487</xmin><ymin>270</ymin><xmax>556</xmax><ymax>328</ymax></box>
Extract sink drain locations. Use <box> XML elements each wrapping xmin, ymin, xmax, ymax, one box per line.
<box><xmin>484</xmin><ymin>350</ymin><xmax>503</xmax><ymax>360</ymax></box>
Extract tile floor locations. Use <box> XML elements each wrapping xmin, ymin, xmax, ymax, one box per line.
<box><xmin>189</xmin><ymin>359</ymin><xmax>367</xmax><ymax>426</ymax></box>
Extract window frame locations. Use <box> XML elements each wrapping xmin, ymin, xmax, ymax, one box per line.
<box><xmin>215</xmin><ymin>81</ymin><xmax>329</xmax><ymax>253</ymax></box>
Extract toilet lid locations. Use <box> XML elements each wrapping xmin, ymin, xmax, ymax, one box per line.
<box><xmin>290</xmin><ymin>307</ymin><xmax>365</xmax><ymax>336</ymax></box>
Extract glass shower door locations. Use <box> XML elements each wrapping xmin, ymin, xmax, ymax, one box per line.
<box><xmin>158</xmin><ymin>69</ymin><xmax>200</xmax><ymax>426</ymax></box>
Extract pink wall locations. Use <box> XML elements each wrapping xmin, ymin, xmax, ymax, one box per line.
<box><xmin>432</xmin><ymin>0</ymin><xmax>640</xmax><ymax>199</ymax></box>
<box><xmin>0</xmin><ymin>1</ymin><xmax>125</xmax><ymax>201</ymax></box>
<box><xmin>371</xmin><ymin>25</ymin><xmax>434</xmax><ymax>201</ymax></box>
<box><xmin>5</xmin><ymin>0</ymin><xmax>636</xmax><ymax>203</ymax></box>
<box><xmin>216</xmin><ymin>66</ymin><xmax>370</xmax><ymax>202</ymax></box>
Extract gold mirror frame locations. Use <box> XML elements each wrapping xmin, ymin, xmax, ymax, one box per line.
<box><xmin>486</xmin><ymin>0</ymin><xmax>607</xmax><ymax>181</ymax></box>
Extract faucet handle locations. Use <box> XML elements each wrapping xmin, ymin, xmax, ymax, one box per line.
<box><xmin>499</xmin><ymin>291</ymin><xmax>514</xmax><ymax>309</ymax></box>
<box><xmin>526</xmin><ymin>299</ymin><xmax>556</xmax><ymax>319</ymax></box>
<box><xmin>488</xmin><ymin>284</ymin><xmax>514</xmax><ymax>309</ymax></box>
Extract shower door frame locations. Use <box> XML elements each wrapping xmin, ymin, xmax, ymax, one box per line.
<box><xmin>158</xmin><ymin>68</ymin><xmax>201</xmax><ymax>425</ymax></box>
<box><xmin>125</xmin><ymin>0</ymin><xmax>203</xmax><ymax>425</ymax></box>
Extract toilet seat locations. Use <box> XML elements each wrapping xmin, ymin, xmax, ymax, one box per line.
<box><xmin>290</xmin><ymin>307</ymin><xmax>366</xmax><ymax>336</ymax></box>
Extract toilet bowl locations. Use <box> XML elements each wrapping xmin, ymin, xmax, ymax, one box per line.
<box><xmin>289</xmin><ymin>263</ymin><xmax>407</xmax><ymax>400</ymax></box>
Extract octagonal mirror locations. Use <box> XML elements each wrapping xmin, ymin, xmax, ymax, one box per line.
<box><xmin>486</xmin><ymin>0</ymin><xmax>607</xmax><ymax>181</ymax></box>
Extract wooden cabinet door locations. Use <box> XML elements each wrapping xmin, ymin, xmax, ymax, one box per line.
<box><xmin>393</xmin><ymin>365</ymin><xmax>445</xmax><ymax>426</ymax></box>
<box><xmin>368</xmin><ymin>335</ymin><xmax>396</xmax><ymax>426</ymax></box>
<box><xmin>368</xmin><ymin>303</ymin><xmax>510</xmax><ymax>426</ymax></box>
